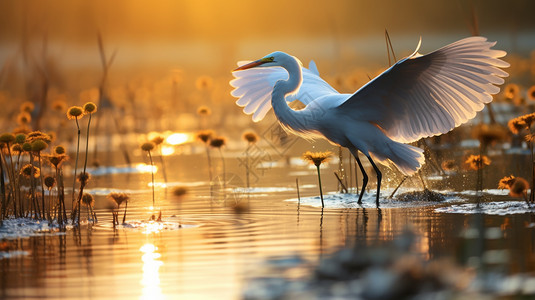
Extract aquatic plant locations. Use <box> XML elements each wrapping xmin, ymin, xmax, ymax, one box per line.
<box><xmin>504</xmin><ymin>83</ymin><xmax>522</xmax><ymax>104</ymax></box>
<box><xmin>303</xmin><ymin>151</ymin><xmax>332</xmax><ymax>208</ymax></box>
<box><xmin>141</xmin><ymin>142</ymin><xmax>156</xmax><ymax>209</ymax></box>
<box><xmin>197</xmin><ymin>105</ymin><xmax>212</xmax><ymax>129</ymax></box>
<box><xmin>150</xmin><ymin>135</ymin><xmax>167</xmax><ymax>185</ymax></box>
<box><xmin>242</xmin><ymin>131</ymin><xmax>259</xmax><ymax>189</ymax></box>
<box><xmin>81</xmin><ymin>102</ymin><xmax>97</xmax><ymax>176</ymax></box>
<box><xmin>45</xmin><ymin>146</ymin><xmax>68</xmax><ymax>225</ymax></box>
<box><xmin>465</xmin><ymin>154</ymin><xmax>491</xmax><ymax>204</ymax></box>
<box><xmin>196</xmin><ymin>130</ymin><xmax>214</xmax><ymax>182</ymax></box>
<box><xmin>81</xmin><ymin>193</ymin><xmax>97</xmax><ymax>222</ymax></box>
<box><xmin>498</xmin><ymin>175</ymin><xmax>530</xmax><ymax>205</ymax></box>
<box><xmin>507</xmin><ymin>113</ymin><xmax>535</xmax><ymax>203</ymax></box>
<box><xmin>527</xmin><ymin>85</ymin><xmax>535</xmax><ymax>102</ymax></box>
<box><xmin>67</xmin><ymin>105</ymin><xmax>84</xmax><ymax>221</ymax></box>
<box><xmin>210</xmin><ymin>136</ymin><xmax>227</xmax><ymax>189</ymax></box>
<box><xmin>108</xmin><ymin>192</ymin><xmax>129</xmax><ymax>225</ymax></box>
<box><xmin>74</xmin><ymin>172</ymin><xmax>92</xmax><ymax>223</ymax></box>
<box><xmin>31</xmin><ymin>138</ymin><xmax>49</xmax><ymax>220</ymax></box>
<box><xmin>173</xmin><ymin>186</ymin><xmax>188</xmax><ymax>197</ymax></box>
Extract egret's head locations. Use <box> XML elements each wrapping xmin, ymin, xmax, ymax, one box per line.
<box><xmin>234</xmin><ymin>51</ymin><xmax>291</xmax><ymax>71</ymax></box>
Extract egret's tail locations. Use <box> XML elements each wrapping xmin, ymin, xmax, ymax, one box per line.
<box><xmin>370</xmin><ymin>142</ymin><xmax>425</xmax><ymax>176</ymax></box>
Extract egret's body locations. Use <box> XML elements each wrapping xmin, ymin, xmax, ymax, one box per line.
<box><xmin>230</xmin><ymin>37</ymin><xmax>509</xmax><ymax>206</ymax></box>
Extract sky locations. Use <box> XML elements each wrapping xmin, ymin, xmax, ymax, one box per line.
<box><xmin>0</xmin><ymin>0</ymin><xmax>534</xmax><ymax>91</ymax></box>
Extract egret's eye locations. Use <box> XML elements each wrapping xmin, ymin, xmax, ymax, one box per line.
<box><xmin>264</xmin><ymin>57</ymin><xmax>274</xmax><ymax>62</ymax></box>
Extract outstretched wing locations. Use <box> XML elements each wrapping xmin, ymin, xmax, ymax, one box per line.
<box><xmin>230</xmin><ymin>61</ymin><xmax>339</xmax><ymax>122</ymax></box>
<box><xmin>340</xmin><ymin>36</ymin><xmax>509</xmax><ymax>143</ymax></box>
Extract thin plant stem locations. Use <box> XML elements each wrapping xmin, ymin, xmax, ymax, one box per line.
<box><xmin>36</xmin><ymin>152</ymin><xmax>48</xmax><ymax>220</ymax></box>
<box><xmin>72</xmin><ymin>117</ymin><xmax>81</xmax><ymax>220</ymax></box>
<box><xmin>245</xmin><ymin>146</ymin><xmax>250</xmax><ymax>189</ymax></box>
<box><xmin>82</xmin><ymin>114</ymin><xmax>92</xmax><ymax>176</ymax></box>
<box><xmin>205</xmin><ymin>145</ymin><xmax>213</xmax><ymax>182</ymax></box>
<box><xmin>219</xmin><ymin>148</ymin><xmax>226</xmax><ymax>190</ymax></box>
<box><xmin>157</xmin><ymin>147</ymin><xmax>168</xmax><ymax>185</ymax></box>
<box><xmin>122</xmin><ymin>200</ymin><xmax>128</xmax><ymax>224</ymax></box>
<box><xmin>316</xmin><ymin>165</ymin><xmax>324</xmax><ymax>208</ymax></box>
<box><xmin>148</xmin><ymin>150</ymin><xmax>155</xmax><ymax>207</ymax></box>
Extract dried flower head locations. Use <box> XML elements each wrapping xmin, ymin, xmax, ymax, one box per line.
<box><xmin>107</xmin><ymin>192</ymin><xmax>129</xmax><ymax>207</ymax></box>
<box><xmin>26</xmin><ymin>131</ymin><xmax>52</xmax><ymax>144</ymax></box>
<box><xmin>77</xmin><ymin>172</ymin><xmax>91</xmax><ymax>185</ymax></box>
<box><xmin>52</xmin><ymin>99</ymin><xmax>67</xmax><ymax>112</ymax></box>
<box><xmin>509</xmin><ymin>177</ymin><xmax>529</xmax><ymax>197</ymax></box>
<box><xmin>150</xmin><ymin>136</ymin><xmax>165</xmax><ymax>146</ymax></box>
<box><xmin>44</xmin><ymin>175</ymin><xmax>56</xmax><ymax>189</ymax></box>
<box><xmin>242</xmin><ymin>131</ymin><xmax>259</xmax><ymax>144</ymax></box>
<box><xmin>209</xmin><ymin>136</ymin><xmax>226</xmax><ymax>149</ymax></box>
<box><xmin>520</xmin><ymin>112</ymin><xmax>535</xmax><ymax>128</ymax></box>
<box><xmin>197</xmin><ymin>105</ymin><xmax>211</xmax><ymax>116</ymax></box>
<box><xmin>15</xmin><ymin>133</ymin><xmax>26</xmax><ymax>144</ymax></box>
<box><xmin>45</xmin><ymin>154</ymin><xmax>68</xmax><ymax>168</ymax></box>
<box><xmin>30</xmin><ymin>139</ymin><xmax>48</xmax><ymax>152</ymax></box>
<box><xmin>16</xmin><ymin>112</ymin><xmax>31</xmax><ymax>125</ymax></box>
<box><xmin>141</xmin><ymin>142</ymin><xmax>155</xmax><ymax>152</ymax></box>
<box><xmin>527</xmin><ymin>85</ymin><xmax>535</xmax><ymax>102</ymax></box>
<box><xmin>20</xmin><ymin>101</ymin><xmax>35</xmax><ymax>113</ymax></box>
<box><xmin>81</xmin><ymin>193</ymin><xmax>95</xmax><ymax>207</ymax></box>
<box><xmin>11</xmin><ymin>144</ymin><xmax>23</xmax><ymax>154</ymax></box>
<box><xmin>508</xmin><ymin>117</ymin><xmax>527</xmax><ymax>135</ymax></box>
<box><xmin>465</xmin><ymin>154</ymin><xmax>491</xmax><ymax>171</ymax></box>
<box><xmin>504</xmin><ymin>83</ymin><xmax>520</xmax><ymax>101</ymax></box>
<box><xmin>20</xmin><ymin>164</ymin><xmax>40</xmax><ymax>178</ymax></box>
<box><xmin>196</xmin><ymin>130</ymin><xmax>214</xmax><ymax>144</ymax></box>
<box><xmin>195</xmin><ymin>76</ymin><xmax>214</xmax><ymax>91</ymax></box>
<box><xmin>472</xmin><ymin>123</ymin><xmax>506</xmax><ymax>147</ymax></box>
<box><xmin>67</xmin><ymin>106</ymin><xmax>83</xmax><ymax>120</ymax></box>
<box><xmin>21</xmin><ymin>142</ymin><xmax>32</xmax><ymax>152</ymax></box>
<box><xmin>54</xmin><ymin>145</ymin><xmax>66</xmax><ymax>155</ymax></box>
<box><xmin>441</xmin><ymin>160</ymin><xmax>456</xmax><ymax>171</ymax></box>
<box><xmin>498</xmin><ymin>175</ymin><xmax>516</xmax><ymax>189</ymax></box>
<box><xmin>526</xmin><ymin>133</ymin><xmax>535</xmax><ymax>143</ymax></box>
<box><xmin>83</xmin><ymin>102</ymin><xmax>97</xmax><ymax>114</ymax></box>
<box><xmin>303</xmin><ymin>151</ymin><xmax>333</xmax><ymax>167</ymax></box>
<box><xmin>0</xmin><ymin>133</ymin><xmax>15</xmax><ymax>144</ymax></box>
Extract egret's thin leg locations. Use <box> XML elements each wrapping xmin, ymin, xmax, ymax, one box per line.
<box><xmin>350</xmin><ymin>149</ymin><xmax>368</xmax><ymax>204</ymax></box>
<box><xmin>366</xmin><ymin>155</ymin><xmax>382</xmax><ymax>207</ymax></box>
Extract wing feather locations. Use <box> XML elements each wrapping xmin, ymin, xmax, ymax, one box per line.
<box><xmin>340</xmin><ymin>36</ymin><xmax>509</xmax><ymax>143</ymax></box>
<box><xmin>230</xmin><ymin>60</ymin><xmax>339</xmax><ymax>122</ymax></box>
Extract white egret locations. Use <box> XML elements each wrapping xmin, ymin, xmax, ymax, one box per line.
<box><xmin>230</xmin><ymin>37</ymin><xmax>509</xmax><ymax>207</ymax></box>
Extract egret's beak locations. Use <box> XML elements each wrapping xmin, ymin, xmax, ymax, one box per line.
<box><xmin>233</xmin><ymin>57</ymin><xmax>271</xmax><ymax>71</ymax></box>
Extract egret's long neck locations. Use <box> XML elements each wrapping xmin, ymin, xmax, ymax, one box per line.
<box><xmin>271</xmin><ymin>57</ymin><xmax>308</xmax><ymax>132</ymax></box>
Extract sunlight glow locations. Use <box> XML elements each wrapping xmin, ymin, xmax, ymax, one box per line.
<box><xmin>140</xmin><ymin>243</ymin><xmax>165</xmax><ymax>300</ymax></box>
<box><xmin>166</xmin><ymin>133</ymin><xmax>189</xmax><ymax>145</ymax></box>
<box><xmin>141</xmin><ymin>221</ymin><xmax>166</xmax><ymax>234</ymax></box>
<box><xmin>161</xmin><ymin>145</ymin><xmax>175</xmax><ymax>156</ymax></box>
<box><xmin>136</xmin><ymin>163</ymin><xmax>158</xmax><ymax>173</ymax></box>
<box><xmin>149</xmin><ymin>182</ymin><xmax>168</xmax><ymax>188</ymax></box>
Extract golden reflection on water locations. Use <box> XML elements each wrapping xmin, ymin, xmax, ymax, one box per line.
<box><xmin>135</xmin><ymin>163</ymin><xmax>158</xmax><ymax>173</ymax></box>
<box><xmin>140</xmin><ymin>243</ymin><xmax>164</xmax><ymax>300</ymax></box>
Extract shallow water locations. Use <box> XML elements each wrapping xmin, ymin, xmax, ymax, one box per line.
<box><xmin>1</xmin><ymin>150</ymin><xmax>535</xmax><ymax>299</ymax></box>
